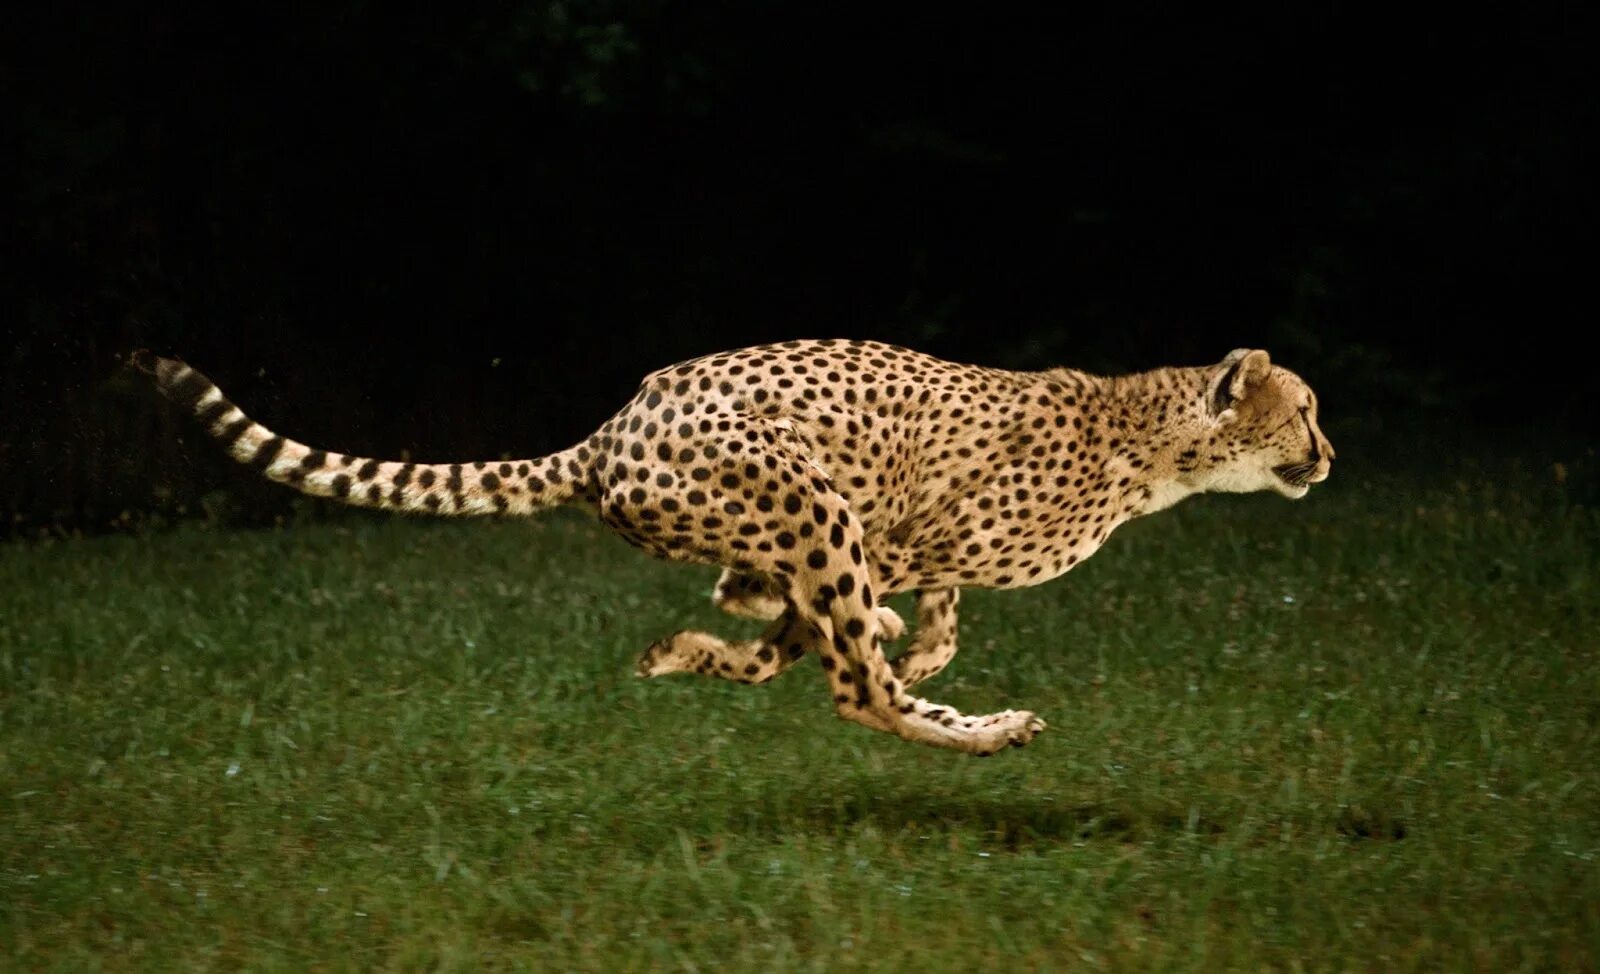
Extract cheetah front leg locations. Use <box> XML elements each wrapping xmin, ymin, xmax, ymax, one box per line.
<box><xmin>888</xmin><ymin>588</ymin><xmax>961</xmax><ymax>688</ymax></box>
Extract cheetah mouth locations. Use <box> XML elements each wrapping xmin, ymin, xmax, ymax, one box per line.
<box><xmin>1272</xmin><ymin>461</ymin><xmax>1319</xmax><ymax>489</ymax></box>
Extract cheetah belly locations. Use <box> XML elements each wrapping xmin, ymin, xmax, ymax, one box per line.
<box><xmin>869</xmin><ymin>520</ymin><xmax>1105</xmax><ymax>594</ymax></box>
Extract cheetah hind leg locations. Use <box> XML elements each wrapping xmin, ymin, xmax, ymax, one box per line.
<box><xmin>637</xmin><ymin>609</ymin><xmax>813</xmax><ymax>683</ymax></box>
<box><xmin>641</xmin><ymin>580</ymin><xmax>906</xmax><ymax>684</ymax></box>
<box><xmin>710</xmin><ymin>568</ymin><xmax>787</xmax><ymax>620</ymax></box>
<box><xmin>617</xmin><ymin>416</ymin><xmax>1038</xmax><ymax>753</ymax></box>
<box><xmin>711</xmin><ymin>568</ymin><xmax>904</xmax><ymax>639</ymax></box>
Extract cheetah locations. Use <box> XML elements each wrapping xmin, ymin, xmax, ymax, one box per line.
<box><xmin>132</xmin><ymin>340</ymin><xmax>1333</xmax><ymax>756</ymax></box>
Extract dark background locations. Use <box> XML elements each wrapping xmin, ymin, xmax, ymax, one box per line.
<box><xmin>6</xmin><ymin>2</ymin><xmax>1592</xmax><ymax>536</ymax></box>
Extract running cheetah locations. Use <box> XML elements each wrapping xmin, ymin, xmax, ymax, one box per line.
<box><xmin>133</xmin><ymin>339</ymin><xmax>1333</xmax><ymax>755</ymax></box>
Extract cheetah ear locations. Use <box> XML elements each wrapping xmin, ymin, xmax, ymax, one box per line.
<box><xmin>1208</xmin><ymin>349</ymin><xmax>1272</xmax><ymax>419</ymax></box>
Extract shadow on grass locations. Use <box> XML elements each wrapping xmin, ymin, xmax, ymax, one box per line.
<box><xmin>728</xmin><ymin>782</ymin><xmax>1229</xmax><ymax>849</ymax></box>
<box><xmin>686</xmin><ymin>781</ymin><xmax>1411</xmax><ymax>850</ymax></box>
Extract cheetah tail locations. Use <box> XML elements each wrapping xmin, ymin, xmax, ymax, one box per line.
<box><xmin>131</xmin><ymin>351</ymin><xmax>587</xmax><ymax>517</ymax></box>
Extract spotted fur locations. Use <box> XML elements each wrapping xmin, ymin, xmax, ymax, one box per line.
<box><xmin>133</xmin><ymin>340</ymin><xmax>1333</xmax><ymax>756</ymax></box>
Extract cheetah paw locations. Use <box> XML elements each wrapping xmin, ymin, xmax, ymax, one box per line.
<box><xmin>972</xmin><ymin>711</ymin><xmax>1047</xmax><ymax>757</ymax></box>
<box><xmin>875</xmin><ymin>606</ymin><xmax>906</xmax><ymax>642</ymax></box>
<box><xmin>635</xmin><ymin>633</ymin><xmax>683</xmax><ymax>678</ymax></box>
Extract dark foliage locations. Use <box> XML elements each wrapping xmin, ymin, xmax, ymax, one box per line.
<box><xmin>6</xmin><ymin>2</ymin><xmax>1591</xmax><ymax>534</ymax></box>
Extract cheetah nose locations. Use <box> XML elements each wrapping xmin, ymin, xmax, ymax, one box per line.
<box><xmin>1310</xmin><ymin>452</ymin><xmax>1332</xmax><ymax>483</ymax></box>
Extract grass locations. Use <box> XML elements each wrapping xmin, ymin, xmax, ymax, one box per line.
<box><xmin>2</xmin><ymin>443</ymin><xmax>1597</xmax><ymax>971</ymax></box>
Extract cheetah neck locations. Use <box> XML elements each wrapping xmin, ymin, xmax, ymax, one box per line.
<box><xmin>1084</xmin><ymin>365</ymin><xmax>1215</xmax><ymax>518</ymax></box>
<box><xmin>1130</xmin><ymin>480</ymin><xmax>1199</xmax><ymax>516</ymax></box>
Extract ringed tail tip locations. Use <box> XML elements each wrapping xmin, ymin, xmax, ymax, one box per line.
<box><xmin>129</xmin><ymin>349</ymin><xmax>186</xmax><ymax>381</ymax></box>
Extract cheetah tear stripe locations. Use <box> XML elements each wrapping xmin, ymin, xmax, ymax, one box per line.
<box><xmin>130</xmin><ymin>351</ymin><xmax>588</xmax><ymax>517</ymax></box>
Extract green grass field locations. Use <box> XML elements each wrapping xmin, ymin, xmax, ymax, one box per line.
<box><xmin>3</xmin><ymin>446</ymin><xmax>1597</xmax><ymax>971</ymax></box>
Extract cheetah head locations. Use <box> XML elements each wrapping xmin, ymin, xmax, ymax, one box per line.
<box><xmin>1196</xmin><ymin>349</ymin><xmax>1335</xmax><ymax>499</ymax></box>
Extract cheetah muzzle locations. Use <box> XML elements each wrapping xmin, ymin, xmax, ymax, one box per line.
<box><xmin>134</xmin><ymin>340</ymin><xmax>1332</xmax><ymax>756</ymax></box>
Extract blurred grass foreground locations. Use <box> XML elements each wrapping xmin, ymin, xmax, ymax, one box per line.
<box><xmin>2</xmin><ymin>448</ymin><xmax>1597</xmax><ymax>970</ymax></box>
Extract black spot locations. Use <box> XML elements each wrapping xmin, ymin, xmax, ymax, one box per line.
<box><xmin>195</xmin><ymin>398</ymin><xmax>233</xmax><ymax>430</ymax></box>
<box><xmin>300</xmin><ymin>449</ymin><xmax>326</xmax><ymax>470</ymax></box>
<box><xmin>418</xmin><ymin>469</ymin><xmax>436</xmax><ymax>488</ymax></box>
<box><xmin>844</xmin><ymin>618</ymin><xmax>866</xmax><ymax>638</ymax></box>
<box><xmin>806</xmin><ymin>550</ymin><xmax>828</xmax><ymax>570</ymax></box>
<box><xmin>481</xmin><ymin>472</ymin><xmax>500</xmax><ymax>489</ymax></box>
<box><xmin>249</xmin><ymin>436</ymin><xmax>284</xmax><ymax>471</ymax></box>
<box><xmin>836</xmin><ymin>574</ymin><xmax>855</xmax><ymax>597</ymax></box>
<box><xmin>168</xmin><ymin>370</ymin><xmax>211</xmax><ymax>409</ymax></box>
<box><xmin>357</xmin><ymin>459</ymin><xmax>381</xmax><ymax>481</ymax></box>
<box><xmin>424</xmin><ymin>494</ymin><xmax>441</xmax><ymax>511</ymax></box>
<box><xmin>331</xmin><ymin>474</ymin><xmax>351</xmax><ymax>498</ymax></box>
<box><xmin>220</xmin><ymin>417</ymin><xmax>252</xmax><ymax>445</ymax></box>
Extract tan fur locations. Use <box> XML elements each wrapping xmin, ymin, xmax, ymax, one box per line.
<box><xmin>135</xmin><ymin>340</ymin><xmax>1331</xmax><ymax>755</ymax></box>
